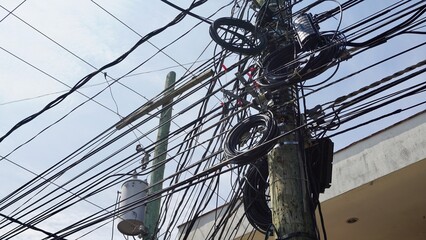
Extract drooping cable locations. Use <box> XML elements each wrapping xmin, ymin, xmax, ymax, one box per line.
<box><xmin>0</xmin><ymin>0</ymin><xmax>209</xmax><ymax>143</ymax></box>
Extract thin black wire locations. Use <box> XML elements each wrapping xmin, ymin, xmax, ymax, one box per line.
<box><xmin>0</xmin><ymin>3</ymin><xmax>151</xmax><ymax>112</ymax></box>
<box><xmin>0</xmin><ymin>154</ymin><xmax>118</xmax><ymax>225</ymax></box>
<box><xmin>1</xmin><ymin>9</ymin><xmax>230</xmax><ymax>165</ymax></box>
<box><xmin>0</xmin><ymin>0</ymin><xmax>230</xmax><ymax>193</ymax></box>
<box><xmin>0</xmin><ymin>0</ymin><xmax>209</xmax><ymax>143</ymax></box>
<box><xmin>0</xmin><ymin>213</ymin><xmax>64</xmax><ymax>240</ymax></box>
<box><xmin>5</xmin><ymin>1</ymin><xmax>220</xmax><ymax>238</ymax></box>
<box><xmin>0</xmin><ymin>0</ymin><xmax>27</xmax><ymax>23</ymax></box>
<box><xmin>328</xmin><ymin>101</ymin><xmax>426</xmax><ymax>138</ymax></box>
<box><xmin>0</xmin><ymin>2</ymin><xmax>158</xmax><ymax>104</ymax></box>
<box><xmin>90</xmin><ymin>0</ymin><xmax>194</xmax><ymax>74</ymax></box>
<box><xmin>159</xmin><ymin>0</ymin><xmax>213</xmax><ymax>24</ymax></box>
<box><xmin>0</xmin><ymin>48</ymin><xmax>246</xmax><ymax>240</ymax></box>
<box><xmin>304</xmin><ymin>41</ymin><xmax>426</xmax><ymax>97</ymax></box>
<box><xmin>110</xmin><ymin>192</ymin><xmax>120</xmax><ymax>240</ymax></box>
<box><xmin>2</xmin><ymin>1</ymin><xmax>425</xmax><ymax>239</ymax></box>
<box><xmin>10</xmin><ymin>74</ymin><xmax>422</xmax><ymax>238</ymax></box>
<box><xmin>0</xmin><ymin>46</ymin><xmax>120</xmax><ymax>115</ymax></box>
<box><xmin>34</xmin><ymin>101</ymin><xmax>245</xmax><ymax>238</ymax></box>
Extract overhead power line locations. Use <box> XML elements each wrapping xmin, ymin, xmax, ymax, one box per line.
<box><xmin>0</xmin><ymin>0</ymin><xmax>209</xmax><ymax>143</ymax></box>
<box><xmin>0</xmin><ymin>213</ymin><xmax>65</xmax><ymax>240</ymax></box>
<box><xmin>1</xmin><ymin>0</ymin><xmax>425</xmax><ymax>239</ymax></box>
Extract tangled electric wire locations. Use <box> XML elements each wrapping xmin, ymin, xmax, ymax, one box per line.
<box><xmin>209</xmin><ymin>17</ymin><xmax>267</xmax><ymax>55</ymax></box>
<box><xmin>223</xmin><ymin>112</ymin><xmax>278</xmax><ymax>165</ymax></box>
<box><xmin>242</xmin><ymin>159</ymin><xmax>271</xmax><ymax>234</ymax></box>
<box><xmin>259</xmin><ymin>32</ymin><xmax>347</xmax><ymax>89</ymax></box>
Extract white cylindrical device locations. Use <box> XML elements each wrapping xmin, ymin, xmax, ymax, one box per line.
<box><xmin>117</xmin><ymin>178</ymin><xmax>148</xmax><ymax>236</ymax></box>
<box><xmin>293</xmin><ymin>13</ymin><xmax>320</xmax><ymax>51</ymax></box>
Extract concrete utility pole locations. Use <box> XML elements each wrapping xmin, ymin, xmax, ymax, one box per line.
<box><xmin>263</xmin><ymin>0</ymin><xmax>316</xmax><ymax>239</ymax></box>
<box><xmin>144</xmin><ymin>71</ymin><xmax>176</xmax><ymax>240</ymax></box>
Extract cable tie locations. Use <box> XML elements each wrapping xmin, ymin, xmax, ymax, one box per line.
<box><xmin>247</xmin><ymin>67</ymin><xmax>256</xmax><ymax>79</ymax></box>
<box><xmin>247</xmin><ymin>71</ymin><xmax>253</xmax><ymax>79</ymax></box>
<box><xmin>237</xmin><ymin>99</ymin><xmax>243</xmax><ymax>106</ymax></box>
<box><xmin>253</xmin><ymin>80</ymin><xmax>260</xmax><ymax>89</ymax></box>
<box><xmin>221</xmin><ymin>64</ymin><xmax>228</xmax><ymax>72</ymax></box>
<box><xmin>293</xmin><ymin>68</ymin><xmax>303</xmax><ymax>79</ymax></box>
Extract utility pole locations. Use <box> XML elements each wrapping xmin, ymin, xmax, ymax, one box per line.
<box><xmin>115</xmin><ymin>70</ymin><xmax>213</xmax><ymax>239</ymax></box>
<box><xmin>264</xmin><ymin>0</ymin><xmax>316</xmax><ymax>239</ymax></box>
<box><xmin>144</xmin><ymin>71</ymin><xmax>176</xmax><ymax>240</ymax></box>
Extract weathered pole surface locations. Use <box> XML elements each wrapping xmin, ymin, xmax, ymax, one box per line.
<box><xmin>144</xmin><ymin>71</ymin><xmax>176</xmax><ymax>240</ymax></box>
<box><xmin>267</xmin><ymin>107</ymin><xmax>316</xmax><ymax>239</ymax></box>
<box><xmin>264</xmin><ymin>0</ymin><xmax>316</xmax><ymax>239</ymax></box>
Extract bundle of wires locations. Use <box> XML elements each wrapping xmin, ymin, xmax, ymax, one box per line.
<box><xmin>223</xmin><ymin>113</ymin><xmax>278</xmax><ymax>165</ymax></box>
<box><xmin>242</xmin><ymin>159</ymin><xmax>271</xmax><ymax>234</ymax></box>
<box><xmin>209</xmin><ymin>17</ymin><xmax>267</xmax><ymax>55</ymax></box>
<box><xmin>260</xmin><ymin>32</ymin><xmax>347</xmax><ymax>89</ymax></box>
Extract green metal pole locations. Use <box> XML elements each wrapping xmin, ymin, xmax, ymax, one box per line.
<box><xmin>144</xmin><ymin>71</ymin><xmax>176</xmax><ymax>240</ymax></box>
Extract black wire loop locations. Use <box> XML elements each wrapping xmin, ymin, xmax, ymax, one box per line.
<box><xmin>210</xmin><ymin>17</ymin><xmax>267</xmax><ymax>55</ymax></box>
<box><xmin>243</xmin><ymin>159</ymin><xmax>272</xmax><ymax>233</ymax></box>
<box><xmin>223</xmin><ymin>113</ymin><xmax>279</xmax><ymax>164</ymax></box>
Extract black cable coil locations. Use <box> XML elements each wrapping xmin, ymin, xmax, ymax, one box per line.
<box><xmin>260</xmin><ymin>32</ymin><xmax>346</xmax><ymax>88</ymax></box>
<box><xmin>223</xmin><ymin>113</ymin><xmax>279</xmax><ymax>164</ymax></box>
<box><xmin>210</xmin><ymin>17</ymin><xmax>267</xmax><ymax>55</ymax></box>
<box><xmin>262</xmin><ymin>43</ymin><xmax>297</xmax><ymax>83</ymax></box>
<box><xmin>243</xmin><ymin>159</ymin><xmax>271</xmax><ymax>233</ymax></box>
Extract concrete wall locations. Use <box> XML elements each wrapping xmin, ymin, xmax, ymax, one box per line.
<box><xmin>177</xmin><ymin>200</ymin><xmax>254</xmax><ymax>240</ymax></box>
<box><xmin>321</xmin><ymin>111</ymin><xmax>426</xmax><ymax>201</ymax></box>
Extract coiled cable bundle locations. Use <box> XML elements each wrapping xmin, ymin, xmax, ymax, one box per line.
<box><xmin>260</xmin><ymin>32</ymin><xmax>346</xmax><ymax>89</ymax></box>
<box><xmin>261</xmin><ymin>43</ymin><xmax>298</xmax><ymax>84</ymax></box>
<box><xmin>296</xmin><ymin>32</ymin><xmax>346</xmax><ymax>81</ymax></box>
<box><xmin>223</xmin><ymin>113</ymin><xmax>279</xmax><ymax>164</ymax></box>
<box><xmin>243</xmin><ymin>159</ymin><xmax>271</xmax><ymax>233</ymax></box>
<box><xmin>209</xmin><ymin>17</ymin><xmax>267</xmax><ymax>55</ymax></box>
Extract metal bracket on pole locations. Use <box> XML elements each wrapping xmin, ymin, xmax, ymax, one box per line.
<box><xmin>221</xmin><ymin>89</ymin><xmax>260</xmax><ymax>111</ymax></box>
